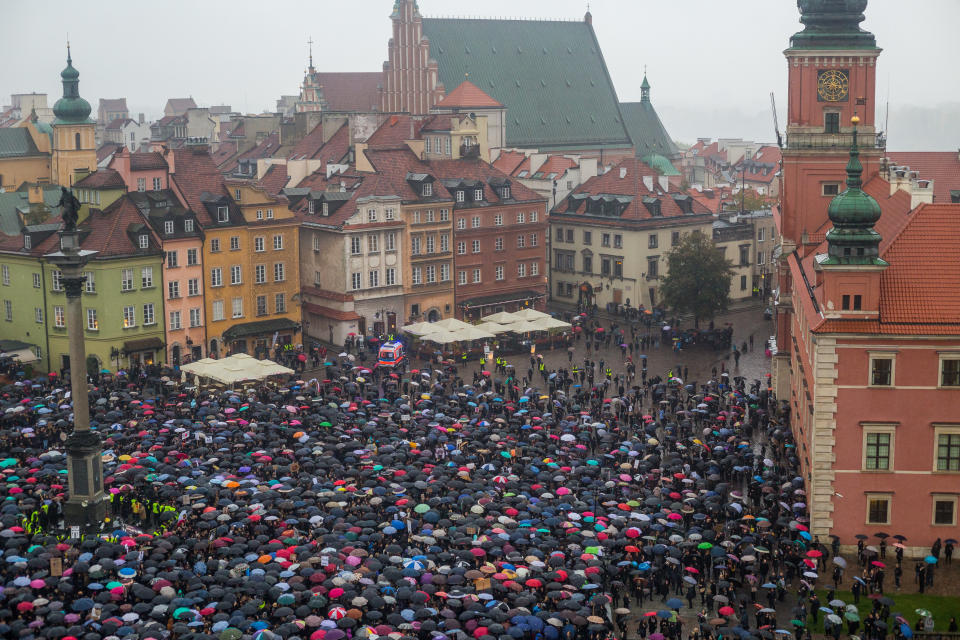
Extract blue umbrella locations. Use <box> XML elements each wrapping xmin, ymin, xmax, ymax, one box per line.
<box><xmin>666</xmin><ymin>598</ymin><xmax>684</xmax><ymax>609</ymax></box>
<box><xmin>924</xmin><ymin>555</ymin><xmax>937</xmax><ymax>564</ymax></box>
<box><xmin>900</xmin><ymin>624</ymin><xmax>913</xmax><ymax>638</ymax></box>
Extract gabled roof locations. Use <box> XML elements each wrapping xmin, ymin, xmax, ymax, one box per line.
<box><xmin>366</xmin><ymin>115</ymin><xmax>422</xmax><ymax>148</ymax></box>
<box><xmin>257</xmin><ymin>163</ymin><xmax>289</xmax><ymax>197</ymax></box>
<box><xmin>96</xmin><ymin>142</ymin><xmax>125</xmax><ymax>163</ymax></box>
<box><xmin>513</xmin><ymin>154</ymin><xmax>577</xmax><ymax>181</ymax></box>
<box><xmin>309</xmin><ymin>72</ymin><xmax>381</xmax><ymax>111</ymax></box>
<box><xmin>221</xmin><ymin>132</ymin><xmax>281</xmax><ymax>174</ymax></box>
<box><xmin>168</xmin><ymin>147</ymin><xmax>231</xmax><ymax>225</ymax></box>
<box><xmin>886</xmin><ymin>151</ymin><xmax>960</xmax><ymax>204</ymax></box>
<box><xmin>0</xmin><ymin>128</ymin><xmax>42</xmax><ymax>158</ymax></box>
<box><xmin>74</xmin><ymin>169</ymin><xmax>125</xmax><ymax>189</ymax></box>
<box><xmin>434</xmin><ymin>80</ymin><xmax>503</xmax><ymax>109</ymax></box>
<box><xmin>422</xmin><ymin>17</ymin><xmax>632</xmax><ymax>150</ymax></box>
<box><xmin>288</xmin><ymin>122</ymin><xmax>326</xmax><ymax>160</ymax></box>
<box><xmin>288</xmin><ymin>122</ymin><xmax>349</xmax><ymax>164</ymax></box>
<box><xmin>130</xmin><ymin>152</ymin><xmax>168</xmax><ymax>171</ymax></box>
<box><xmin>492</xmin><ymin>150</ymin><xmax>526</xmax><ymax>176</ymax></box>
<box><xmin>620</xmin><ymin>101</ymin><xmax>678</xmax><ymax>159</ymax></box>
<box><xmin>165</xmin><ymin>97</ymin><xmax>197</xmax><ymax>114</ymax></box>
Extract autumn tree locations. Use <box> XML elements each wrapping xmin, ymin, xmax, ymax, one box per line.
<box><xmin>658</xmin><ymin>231</ymin><xmax>734</xmax><ymax>327</ymax></box>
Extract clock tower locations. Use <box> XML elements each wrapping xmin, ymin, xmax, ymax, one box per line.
<box><xmin>773</xmin><ymin>0</ymin><xmax>883</xmax><ymax>397</ymax></box>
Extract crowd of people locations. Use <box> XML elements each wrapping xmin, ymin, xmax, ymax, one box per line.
<box><xmin>0</xmin><ymin>316</ymin><xmax>952</xmax><ymax>640</ymax></box>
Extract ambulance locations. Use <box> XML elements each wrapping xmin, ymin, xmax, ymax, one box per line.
<box><xmin>376</xmin><ymin>341</ymin><xmax>406</xmax><ymax>368</ymax></box>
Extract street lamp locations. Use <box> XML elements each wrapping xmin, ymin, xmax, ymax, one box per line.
<box><xmin>45</xmin><ymin>195</ymin><xmax>107</xmax><ymax>535</ymax></box>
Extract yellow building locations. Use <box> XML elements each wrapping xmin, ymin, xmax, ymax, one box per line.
<box><xmin>402</xmin><ymin>199</ymin><xmax>455</xmax><ymax>323</ymax></box>
<box><xmin>49</xmin><ymin>46</ymin><xmax>97</xmax><ymax>187</ymax></box>
<box><xmin>203</xmin><ymin>181</ymin><xmax>302</xmax><ymax>357</ymax></box>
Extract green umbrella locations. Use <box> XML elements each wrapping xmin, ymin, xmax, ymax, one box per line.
<box><xmin>584</xmin><ymin>546</ymin><xmax>601</xmax><ymax>554</ymax></box>
<box><xmin>698</xmin><ymin>542</ymin><xmax>713</xmax><ymax>550</ymax></box>
<box><xmin>844</xmin><ymin>612</ymin><xmax>860</xmax><ymax>622</ymax></box>
<box><xmin>278</xmin><ymin>593</ymin><xmax>295</xmax><ymax>605</ymax></box>
<box><xmin>174</xmin><ymin>607</ymin><xmax>194</xmax><ymax>619</ymax></box>
<box><xmin>915</xmin><ymin>609</ymin><xmax>932</xmax><ymax>618</ymax></box>
<box><xmin>0</xmin><ymin>458</ymin><xmax>17</xmax><ymax>468</ymax></box>
<box><xmin>414</xmin><ymin>503</ymin><xmax>430</xmax><ymax>514</ymax></box>
<box><xmin>220</xmin><ymin>629</ymin><xmax>242</xmax><ymax>640</ymax></box>
<box><xmin>790</xmin><ymin>620</ymin><xmax>805</xmax><ymax>628</ymax></box>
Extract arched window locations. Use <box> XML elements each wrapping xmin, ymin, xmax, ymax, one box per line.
<box><xmin>75</xmin><ymin>132</ymin><xmax>81</xmax><ymax>150</ymax></box>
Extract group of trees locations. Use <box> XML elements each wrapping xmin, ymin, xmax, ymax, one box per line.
<box><xmin>658</xmin><ymin>232</ymin><xmax>734</xmax><ymax>328</ymax></box>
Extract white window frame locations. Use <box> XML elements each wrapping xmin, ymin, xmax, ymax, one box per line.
<box><xmin>139</xmin><ymin>235</ymin><xmax>149</xmax><ymax>249</ymax></box>
<box><xmin>217</xmin><ymin>206</ymin><xmax>229</xmax><ymax>223</ymax></box>
<box><xmin>472</xmin><ymin>240</ymin><xmax>480</xmax><ymax>254</ymax></box>
<box><xmin>274</xmin><ymin>263</ymin><xmax>285</xmax><ymax>282</ymax></box>
<box><xmin>861</xmin><ymin>423</ymin><xmax>896</xmax><ymax>472</ymax></box>
<box><xmin>210</xmin><ymin>267</ymin><xmax>222</xmax><ymax>287</ymax></box>
<box><xmin>495</xmin><ymin>237</ymin><xmax>503</xmax><ymax>251</ymax></box>
<box><xmin>933</xmin><ymin>425</ymin><xmax>960</xmax><ymax>473</ymax></box>
<box><xmin>164</xmin><ymin>220</ymin><xmax>174</xmax><ymax>235</ymax></box>
<box><xmin>458</xmin><ymin>271</ymin><xmax>467</xmax><ymax>285</ymax></box>
<box><xmin>495</xmin><ymin>265</ymin><xmax>504</xmax><ymax>281</ymax></box>
<box><xmin>865</xmin><ymin>493</ymin><xmax>892</xmax><ymax>526</ymax></box>
<box><xmin>472</xmin><ymin>269</ymin><xmax>481</xmax><ymax>283</ymax></box>
<box><xmin>457</xmin><ymin>241</ymin><xmax>466</xmax><ymax>255</ymax></box>
<box><xmin>121</xmin><ymin>268</ymin><xmax>134</xmax><ymax>292</ymax></box>
<box><xmin>932</xmin><ymin>494</ymin><xmax>958</xmax><ymax>527</ymax></box>
<box><xmin>273</xmin><ymin>234</ymin><xmax>283</xmax><ymax>250</ymax></box>
<box><xmin>143</xmin><ymin>303</ymin><xmax>155</xmax><ymax>326</ymax></box>
<box><xmin>266</xmin><ymin>209</ymin><xmax>274</xmax><ymax>219</ymax></box>
<box><xmin>122</xmin><ymin>305</ymin><xmax>136</xmax><ymax>328</ymax></box>
<box><xmin>275</xmin><ymin>293</ymin><xmax>286</xmax><ymax>313</ymax></box>
<box><xmin>86</xmin><ymin>307</ymin><xmax>98</xmax><ymax>331</ymax></box>
<box><xmin>517</xmin><ymin>212</ymin><xmax>525</xmax><ymax>224</ymax></box>
<box><xmin>471</xmin><ymin>216</ymin><xmax>480</xmax><ymax>228</ymax></box>
<box><xmin>254</xmin><ymin>237</ymin><xmax>265</xmax><ymax>252</ymax></box>
<box><xmin>456</xmin><ymin>190</ymin><xmax>465</xmax><ymax>203</ymax></box>
<box><xmin>385</xmin><ymin>232</ymin><xmax>396</xmax><ymax>252</ymax></box>
<box><xmin>367</xmin><ymin>208</ymin><xmax>378</xmax><ymax>222</ymax></box>
<box><xmin>351</xmin><ymin>273</ymin><xmax>362</xmax><ymax>290</ymax></box>
<box><xmin>230</xmin><ymin>236</ymin><xmax>240</xmax><ymax>251</ymax></box>
<box><xmin>141</xmin><ymin>266</ymin><xmax>154</xmax><ymax>289</ymax></box>
<box><xmin>457</xmin><ymin>218</ymin><xmax>466</xmax><ymax>230</ymax></box>
<box><xmin>84</xmin><ymin>271</ymin><xmax>95</xmax><ymax>293</ymax></box>
<box><xmin>938</xmin><ymin>353</ymin><xmax>960</xmax><ymax>388</ymax></box>
<box><xmin>531</xmin><ymin>262</ymin><xmax>539</xmax><ymax>276</ymax></box>
<box><xmin>35</xmin><ymin>307</ymin><xmax>43</xmax><ymax>324</ymax></box>
<box><xmin>212</xmin><ymin>300</ymin><xmax>224</xmax><ymax>322</ymax></box>
<box><xmin>32</xmin><ymin>273</ymin><xmax>41</xmax><ymax>288</ymax></box>
<box><xmin>385</xmin><ymin>208</ymin><xmax>396</xmax><ymax>221</ymax></box>
<box><xmin>369</xmin><ymin>270</ymin><xmax>380</xmax><ymax>288</ymax></box>
<box><xmin>411</xmin><ymin>267</ymin><xmax>422</xmax><ymax>286</ymax></box>
<box><xmin>231</xmin><ymin>298</ymin><xmax>243</xmax><ymax>319</ymax></box>
<box><xmin>868</xmin><ymin>352</ymin><xmax>896</xmax><ymax>387</ymax></box>
<box><xmin>386</xmin><ymin>267</ymin><xmax>397</xmax><ymax>286</ymax></box>
<box><xmin>188</xmin><ymin>278</ymin><xmax>199</xmax><ymax>296</ymax></box>
<box><xmin>530</xmin><ymin>211</ymin><xmax>538</xmax><ymax>223</ymax></box>
<box><xmin>422</xmin><ymin>183</ymin><xmax>432</xmax><ymax>197</ymax></box>
<box><xmin>190</xmin><ymin>308</ymin><xmax>202</xmax><ymax>327</ymax></box>
<box><xmin>255</xmin><ymin>264</ymin><xmax>266</xmax><ymax>284</ymax></box>
<box><xmin>54</xmin><ymin>305</ymin><xmax>65</xmax><ymax>328</ymax></box>
<box><xmin>230</xmin><ymin>265</ymin><xmax>242</xmax><ymax>285</ymax></box>
<box><xmin>474</xmin><ymin>188</ymin><xmax>483</xmax><ymax>201</ymax></box>
<box><xmin>440</xmin><ymin>264</ymin><xmax>450</xmax><ymax>282</ymax></box>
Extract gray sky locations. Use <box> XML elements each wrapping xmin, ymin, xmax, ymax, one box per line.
<box><xmin>4</xmin><ymin>0</ymin><xmax>958</xmax><ymax>149</ymax></box>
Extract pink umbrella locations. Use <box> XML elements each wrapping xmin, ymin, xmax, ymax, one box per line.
<box><xmin>625</xmin><ymin>527</ymin><xmax>641</xmax><ymax>538</ymax></box>
<box><xmin>556</xmin><ymin>487</ymin><xmax>571</xmax><ymax>495</ymax></box>
<box><xmin>29</xmin><ymin>579</ymin><xmax>44</xmax><ymax>589</ymax></box>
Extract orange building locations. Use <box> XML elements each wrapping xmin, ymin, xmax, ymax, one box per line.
<box><xmin>774</xmin><ymin>2</ymin><xmax>960</xmax><ymax>554</ymax></box>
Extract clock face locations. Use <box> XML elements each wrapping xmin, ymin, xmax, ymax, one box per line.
<box><xmin>817</xmin><ymin>69</ymin><xmax>849</xmax><ymax>102</ymax></box>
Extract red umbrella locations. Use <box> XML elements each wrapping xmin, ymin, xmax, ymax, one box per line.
<box><xmin>806</xmin><ymin>550</ymin><xmax>822</xmax><ymax>558</ymax></box>
<box><xmin>718</xmin><ymin>606</ymin><xmax>735</xmax><ymax>616</ymax></box>
<box><xmin>525</xmin><ymin>579</ymin><xmax>542</xmax><ymax>587</ymax></box>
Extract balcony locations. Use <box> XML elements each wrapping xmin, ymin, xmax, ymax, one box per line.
<box><xmin>785</xmin><ymin>131</ymin><xmax>885</xmax><ymax>151</ymax></box>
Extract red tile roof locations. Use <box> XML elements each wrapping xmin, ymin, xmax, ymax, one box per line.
<box><xmin>130</xmin><ymin>152</ymin><xmax>168</xmax><ymax>171</ymax></box>
<box><xmin>295</xmin><ymin>122</ymin><xmax>350</xmax><ymax>166</ymax></box>
<box><xmin>303</xmin><ymin>302</ymin><xmax>361</xmax><ymax>321</ymax></box>
<box><xmin>311</xmin><ymin>72</ymin><xmax>381</xmax><ymax>112</ymax></box>
<box><xmin>74</xmin><ymin>169</ymin><xmax>126</xmax><ymax>189</ymax></box>
<box><xmin>168</xmin><ymin>147</ymin><xmax>231</xmax><ymax>225</ymax></box>
<box><xmin>366</xmin><ymin>115</ymin><xmax>421</xmax><ymax>148</ymax></box>
<box><xmin>220</xmin><ymin>133</ymin><xmax>280</xmax><ymax>174</ymax></box>
<box><xmin>434</xmin><ymin>80</ymin><xmax>503</xmax><ymax>109</ymax></box>
<box><xmin>419</xmin><ymin>114</ymin><xmax>457</xmax><ymax>133</ymax></box>
<box><xmin>166</xmin><ymin>98</ymin><xmax>197</xmax><ymax>114</ymax></box>
<box><xmin>96</xmin><ymin>142</ymin><xmax>125</xmax><ymax>163</ymax></box>
<box><xmin>492</xmin><ymin>150</ymin><xmax>526</xmax><ymax>175</ymax></box>
<box><xmin>210</xmin><ymin>140</ymin><xmax>238</xmax><ymax>169</ymax></box>
<box><xmin>288</xmin><ymin>122</ymin><xmax>326</xmax><ymax>160</ymax></box>
<box><xmin>886</xmin><ymin>151</ymin><xmax>960</xmax><ymax>204</ymax></box>
<box><xmin>516</xmin><ymin>155</ymin><xmax>576</xmax><ymax>180</ymax></box>
<box><xmin>257</xmin><ymin>163</ymin><xmax>289</xmax><ymax>197</ymax></box>
<box><xmin>105</xmin><ymin>118</ymin><xmax>135</xmax><ymax>131</ymax></box>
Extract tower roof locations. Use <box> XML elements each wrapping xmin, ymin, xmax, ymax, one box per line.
<box><xmin>790</xmin><ymin>0</ymin><xmax>878</xmax><ymax>50</ymax></box>
<box><xmin>52</xmin><ymin>45</ymin><xmax>92</xmax><ymax>124</ymax></box>
<box><xmin>434</xmin><ymin>80</ymin><xmax>504</xmax><ymax>109</ymax></box>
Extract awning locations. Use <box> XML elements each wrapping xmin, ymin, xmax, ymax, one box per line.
<box><xmin>222</xmin><ymin>318</ymin><xmax>299</xmax><ymax>341</ymax></box>
<box><xmin>459</xmin><ymin>289</ymin><xmax>546</xmax><ymax>310</ymax></box>
<box><xmin>0</xmin><ymin>348</ymin><xmax>39</xmax><ymax>363</ymax></box>
<box><xmin>123</xmin><ymin>337</ymin><xmax>164</xmax><ymax>352</ymax></box>
<box><xmin>303</xmin><ymin>302</ymin><xmax>361</xmax><ymax>322</ymax></box>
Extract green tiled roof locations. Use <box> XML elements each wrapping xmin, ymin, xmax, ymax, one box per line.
<box><xmin>422</xmin><ymin>18</ymin><xmax>632</xmax><ymax>150</ymax></box>
<box><xmin>621</xmin><ymin>101</ymin><xmax>678</xmax><ymax>160</ymax></box>
<box><xmin>0</xmin><ymin>129</ymin><xmax>42</xmax><ymax>159</ymax></box>
<box><xmin>0</xmin><ymin>186</ymin><xmax>60</xmax><ymax>236</ymax></box>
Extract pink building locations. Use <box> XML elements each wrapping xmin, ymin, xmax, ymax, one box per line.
<box><xmin>109</xmin><ymin>148</ymin><xmax>169</xmax><ymax>193</ymax></box>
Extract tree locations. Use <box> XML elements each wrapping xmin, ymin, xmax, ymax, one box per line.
<box><xmin>658</xmin><ymin>231</ymin><xmax>734</xmax><ymax>327</ymax></box>
<box><xmin>725</xmin><ymin>188</ymin><xmax>768</xmax><ymax>212</ymax></box>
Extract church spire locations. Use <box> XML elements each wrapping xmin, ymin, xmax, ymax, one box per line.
<box><xmin>53</xmin><ymin>43</ymin><xmax>91</xmax><ymax>124</ymax></box>
<box><xmin>640</xmin><ymin>67</ymin><xmax>650</xmax><ymax>103</ymax></box>
<box><xmin>823</xmin><ymin>115</ymin><xmax>885</xmax><ymax>266</ymax></box>
<box><xmin>307</xmin><ymin>36</ymin><xmax>314</xmax><ymax>72</ymax></box>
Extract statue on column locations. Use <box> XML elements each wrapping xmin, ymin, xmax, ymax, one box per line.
<box><xmin>58</xmin><ymin>187</ymin><xmax>81</xmax><ymax>231</ymax></box>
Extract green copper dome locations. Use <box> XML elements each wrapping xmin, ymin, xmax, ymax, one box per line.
<box><xmin>642</xmin><ymin>153</ymin><xmax>680</xmax><ymax>177</ymax></box>
<box><xmin>823</xmin><ymin>119</ymin><xmax>885</xmax><ymax>266</ymax></box>
<box><xmin>790</xmin><ymin>0</ymin><xmax>877</xmax><ymax>50</ymax></box>
<box><xmin>52</xmin><ymin>46</ymin><xmax>92</xmax><ymax>124</ymax></box>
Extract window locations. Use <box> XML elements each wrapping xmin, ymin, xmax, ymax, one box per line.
<box><xmin>517</xmin><ymin>212</ymin><xmax>526</xmax><ymax>224</ymax></box>
<box><xmin>234</xmin><ymin>188</ymin><xmax>242</xmax><ymax>201</ymax></box>
<box><xmin>757</xmin><ymin>251</ymin><xmax>765</xmax><ymax>265</ymax></box>
<box><xmin>230</xmin><ymin>236</ymin><xmax>240</xmax><ymax>251</ymax></box>
<box><xmin>230</xmin><ymin>265</ymin><xmax>242</xmax><ymax>285</ymax></box>
<box><xmin>758</xmin><ymin>227</ymin><xmax>765</xmax><ymax>242</ymax></box>
<box><xmin>824</xmin><ymin>111</ymin><xmax>841</xmax><ymax>134</ymax></box>
<box><xmin>601</xmin><ymin>233</ymin><xmax>611</xmax><ymax>247</ymax></box>
<box><xmin>166</xmin><ymin>251</ymin><xmax>178</xmax><ymax>268</ymax></box>
<box><xmin>822</xmin><ymin>183</ymin><xmax>841</xmax><ymax>196</ymax></box>
<box><xmin>474</xmin><ymin>188</ymin><xmax>483</xmax><ymax>201</ymax></box>
<box><xmin>168</xmin><ymin>281</ymin><xmax>180</xmax><ymax>299</ymax></box>
<box><xmin>531</xmin><ymin>262</ymin><xmax>539</xmax><ymax>276</ymax></box>
<box><xmin>137</xmin><ymin>178</ymin><xmax>146</xmax><ymax>192</ymax></box>
<box><xmin>308</xmin><ymin>200</ymin><xmax>315</xmax><ymax>215</ymax></box>
<box><xmin>583</xmin><ymin>231</ymin><xmax>592</xmax><ymax>245</ymax></box>
<box><xmin>188</xmin><ymin>278</ymin><xmax>199</xmax><ymax>296</ymax></box>
<box><xmin>121</xmin><ymin>268</ymin><xmax>133</xmax><ymax>291</ymax></box>
<box><xmin>458</xmin><ymin>271</ymin><xmax>467</xmax><ymax>285</ymax></box>
<box><xmin>5</xmin><ymin>265</ymin><xmax>15</xmax><ymax>286</ymax></box>
<box><xmin>312</xmin><ymin>234</ymin><xmax>321</xmax><ymax>252</ymax></box>
<box><xmin>933</xmin><ymin>496</ymin><xmax>957</xmax><ymax>526</ymax></box>
<box><xmin>2</xmin><ymin>300</ymin><xmax>10</xmax><ymax>321</ymax></box>
<box><xmin>517</xmin><ymin>235</ymin><xmax>525</xmax><ymax>248</ymax></box>
<box><xmin>231</xmin><ymin>297</ymin><xmax>243</xmax><ymax>318</ymax></box>
<box><xmin>33</xmin><ymin>273</ymin><xmax>41</xmax><ymax>288</ymax></box>
<box><xmin>256</xmin><ymin>295</ymin><xmax>267</xmax><ymax>316</ymax></box>
<box><xmin>184</xmin><ymin>219</ymin><xmax>194</xmax><ymax>233</ymax></box>
<box><xmin>52</xmin><ymin>270</ymin><xmax>62</xmax><ymax>291</ymax></box>
<box><xmin>425</xmin><ymin>210</ymin><xmax>435</xmax><ymax>223</ymax></box>
<box><xmin>457</xmin><ymin>241</ymin><xmax>466</xmax><ymax>255</ymax></box>
<box><xmin>184</xmin><ymin>249</ymin><xmax>198</xmax><ymax>267</ymax></box>
<box><xmin>54</xmin><ymin>305</ymin><xmax>64</xmax><ymax>328</ymax></box>
<box><xmin>614</xmin><ymin>259</ymin><xmax>623</xmax><ymax>278</ymax></box>
<box><xmin>84</xmin><ymin>271</ymin><xmax>95</xmax><ymax>293</ymax></box>
<box><xmin>210</xmin><ymin>238</ymin><xmax>221</xmax><ymax>252</ymax></box>
<box><xmin>614</xmin><ymin>234</ymin><xmax>622</xmax><ymax>249</ymax></box>
<box><xmin>865</xmin><ymin>494</ymin><xmax>891</xmax><ymax>525</ymax></box>
<box><xmin>210</xmin><ymin>267</ymin><xmax>222</xmax><ymax>287</ymax></box>
<box><xmin>266</xmin><ymin>209</ymin><xmax>274</xmax><ymax>219</ymax></box>
<box><xmin>456</xmin><ymin>190</ymin><xmax>465</xmax><ymax>203</ymax></box>
<box><xmin>367</xmin><ymin>208</ymin><xmax>378</xmax><ymax>222</ymax></box>
<box><xmin>256</xmin><ymin>209</ymin><xmax>264</xmax><ymax>220</ymax></box>
<box><xmin>252</xmin><ymin>237</ymin><xmax>265</xmax><ymax>252</ymax></box>
<box><xmin>739</xmin><ymin>245</ymin><xmax>750</xmax><ymax>266</ymax></box>
<box><xmin>413</xmin><ymin>210</ymin><xmax>422</xmax><ymax>224</ymax></box>
<box><xmin>741</xmin><ymin>275</ymin><xmax>748</xmax><ymax>291</ymax></box>
<box><xmin>518</xmin><ymin>263</ymin><xmax>527</xmax><ymax>277</ymax></box>
<box><xmin>648</xmin><ymin>234</ymin><xmax>658</xmax><ymax>249</ymax></box>
<box><xmin>368</xmin><ymin>234</ymin><xmax>379</xmax><ymax>253</ymax></box>
<box><xmin>863</xmin><ymin>429</ymin><xmax>893</xmax><ymax>471</ymax></box>
<box><xmin>440</xmin><ymin>234</ymin><xmax>449</xmax><ymax>253</ymax></box>
<box><xmin>583</xmin><ymin>255</ymin><xmax>593</xmax><ymax>273</ymax></box>
<box><xmin>34</xmin><ymin>306</ymin><xmax>42</xmax><ymax>323</ymax></box>
<box><xmin>275</xmin><ymin>293</ymin><xmax>286</xmax><ymax>313</ymax></box>
<box><xmin>422</xmin><ymin>183</ymin><xmax>432</xmax><ymax>197</ymax></box>
<box><xmin>139</xmin><ymin>235</ymin><xmax>149</xmax><ymax>249</ymax></box>
<box><xmin>123</xmin><ymin>306</ymin><xmax>137</xmax><ymax>328</ymax></box>
<box><xmin>439</xmin><ymin>208</ymin><xmax>449</xmax><ymax>221</ymax></box>
<box><xmin>647</xmin><ymin>257</ymin><xmax>659</xmax><ymax>278</ymax></box>
<box><xmin>444</xmin><ymin>137</ymin><xmax>451</xmax><ymax>156</ymax></box>
<box><xmin>425</xmin><ymin>265</ymin><xmax>435</xmax><ymax>283</ymax></box>
<box><xmin>411</xmin><ymin>236</ymin><xmax>422</xmax><ymax>255</ymax></box>
<box><xmin>211</xmin><ymin>300</ymin><xmax>224</xmax><ymax>322</ymax></box>
<box><xmin>936</xmin><ymin>429</ymin><xmax>960</xmax><ymax>472</ymax></box>
<box><xmin>425</xmin><ymin>137</ymin><xmax>431</xmax><ymax>153</ymax></box>
<box><xmin>153</xmin><ymin>177</ymin><xmax>162</xmax><ymax>191</ymax></box>
<box><xmin>471</xmin><ymin>216</ymin><xmax>480</xmax><ymax>228</ymax></box>
<box><xmin>457</xmin><ymin>218</ymin><xmax>466</xmax><ymax>230</ymax></box>
<box><xmin>530</xmin><ymin>233</ymin><xmax>538</xmax><ymax>247</ymax></box>
<box><xmin>472</xmin><ymin>269</ymin><xmax>481</xmax><ymax>283</ymax></box>
<box><xmin>255</xmin><ymin>264</ymin><xmax>266</xmax><ymax>284</ymax></box>
<box><xmin>440</xmin><ymin>264</ymin><xmax>450</xmax><ymax>281</ymax></box>
<box><xmin>274</xmin><ymin>263</ymin><xmax>285</xmax><ymax>282</ymax></box>
<box><xmin>164</xmin><ymin>220</ymin><xmax>174</xmax><ymax>235</ymax></box>
<box><xmin>869</xmin><ymin>354</ymin><xmax>894</xmax><ymax>387</ymax></box>
<box><xmin>350</xmin><ymin>236</ymin><xmax>362</xmax><ymax>255</ymax></box>
<box><xmin>495</xmin><ymin>237</ymin><xmax>504</xmax><ymax>251</ymax></box>
<box><xmin>530</xmin><ymin>211</ymin><xmax>538</xmax><ymax>223</ymax></box>
<box><xmin>495</xmin><ymin>214</ymin><xmax>503</xmax><ymax>226</ymax></box>
<box><xmin>426</xmin><ymin>235</ymin><xmax>435</xmax><ymax>254</ymax></box>
<box><xmin>411</xmin><ymin>267</ymin><xmax>422</xmax><ymax>285</ymax></box>
<box><xmin>189</xmin><ymin>308</ymin><xmax>201</xmax><ymax>327</ymax></box>
<box><xmin>385</xmin><ymin>232</ymin><xmax>396</xmax><ymax>251</ymax></box>
<box><xmin>472</xmin><ymin>240</ymin><xmax>480</xmax><ymax>253</ymax></box>
<box><xmin>167</xmin><ymin>310</ymin><xmax>181</xmax><ymax>330</ymax></box>
<box><xmin>386</xmin><ymin>267</ymin><xmax>397</xmax><ymax>286</ymax></box>
<box><xmin>385</xmin><ymin>208</ymin><xmax>396</xmax><ymax>221</ymax></box>
<box><xmin>217</xmin><ymin>206</ymin><xmax>229</xmax><ymax>223</ymax></box>
<box><xmin>940</xmin><ymin>355</ymin><xmax>960</xmax><ymax>387</ymax></box>
<box><xmin>86</xmin><ymin>308</ymin><xmax>98</xmax><ymax>330</ymax></box>
<box><xmin>672</xmin><ymin>231</ymin><xmax>681</xmax><ymax>247</ymax></box>
<box><xmin>495</xmin><ymin>265</ymin><xmax>504</xmax><ymax>281</ymax></box>
<box><xmin>370</xmin><ymin>270</ymin><xmax>381</xmax><ymax>287</ymax></box>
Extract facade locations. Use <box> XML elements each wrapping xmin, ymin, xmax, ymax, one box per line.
<box><xmin>550</xmin><ymin>157</ymin><xmax>713</xmax><ymax>312</ymax></box>
<box><xmin>774</xmin><ymin>2</ymin><xmax>960</xmax><ymax>553</ymax></box>
<box><xmin>493</xmin><ymin>151</ymin><xmax>599</xmax><ymax>209</ymax></box>
<box><xmin>103</xmin><ymin>117</ymin><xmax>151</xmax><ymax>151</ymax></box>
<box><xmin>0</xmin><ymin>124</ymin><xmax>51</xmax><ymax>191</ymax></box>
<box><xmin>712</xmin><ymin>209</ymin><xmax>776</xmax><ymax>303</ymax></box>
<box><xmin>50</xmin><ymin>48</ymin><xmax>97</xmax><ymax>188</ymax></box>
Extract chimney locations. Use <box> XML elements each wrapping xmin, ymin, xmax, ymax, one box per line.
<box><xmin>139</xmin><ymin>112</ymin><xmax>144</xmax><ymax>125</ymax></box>
<box><xmin>27</xmin><ymin>184</ymin><xmax>43</xmax><ymax>205</ymax></box>
<box><xmin>619</xmin><ymin>167</ymin><xmax>627</xmax><ymax>179</ymax></box>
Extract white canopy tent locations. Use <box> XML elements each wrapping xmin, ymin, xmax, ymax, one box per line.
<box><xmin>429</xmin><ymin>318</ymin><xmax>473</xmax><ymax>332</ymax></box>
<box><xmin>474</xmin><ymin>321</ymin><xmax>511</xmax><ymax>335</ymax></box>
<box><xmin>399</xmin><ymin>322</ymin><xmax>436</xmax><ymax>336</ymax></box>
<box><xmin>481</xmin><ymin>311</ymin><xmax>518</xmax><ymax>324</ymax></box>
<box><xmin>502</xmin><ymin>320</ymin><xmax>541</xmax><ymax>333</ymax></box>
<box><xmin>419</xmin><ymin>329</ymin><xmax>463</xmax><ymax>345</ymax></box>
<box><xmin>181</xmin><ymin>353</ymin><xmax>294</xmax><ymax>385</ymax></box>
<box><xmin>511</xmin><ymin>308</ymin><xmax>551</xmax><ymax>321</ymax></box>
<box><xmin>448</xmin><ymin>325</ymin><xmax>496</xmax><ymax>341</ymax></box>
<box><xmin>528</xmin><ymin>316</ymin><xmax>572</xmax><ymax>331</ymax></box>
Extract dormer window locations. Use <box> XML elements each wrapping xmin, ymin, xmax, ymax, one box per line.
<box><xmin>184</xmin><ymin>219</ymin><xmax>194</xmax><ymax>233</ymax></box>
<box><xmin>422</xmin><ymin>183</ymin><xmax>433</xmax><ymax>197</ymax></box>
<box><xmin>23</xmin><ymin>235</ymin><xmax>31</xmax><ymax>250</ymax></box>
<box><xmin>308</xmin><ymin>200</ymin><xmax>315</xmax><ymax>215</ymax></box>
<box><xmin>234</xmin><ymin>188</ymin><xmax>242</xmax><ymax>201</ymax></box>
<box><xmin>217</xmin><ymin>206</ymin><xmax>229</xmax><ymax>223</ymax></box>
<box><xmin>164</xmin><ymin>220</ymin><xmax>174</xmax><ymax>235</ymax></box>
<box><xmin>322</xmin><ymin>202</ymin><xmax>329</xmax><ymax>216</ymax></box>
<box><xmin>474</xmin><ymin>188</ymin><xmax>483</xmax><ymax>201</ymax></box>
<box><xmin>139</xmin><ymin>235</ymin><xmax>149</xmax><ymax>249</ymax></box>
<box><xmin>456</xmin><ymin>190</ymin><xmax>465</xmax><ymax>203</ymax></box>
<box><xmin>500</xmin><ymin>186</ymin><xmax>511</xmax><ymax>199</ymax></box>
